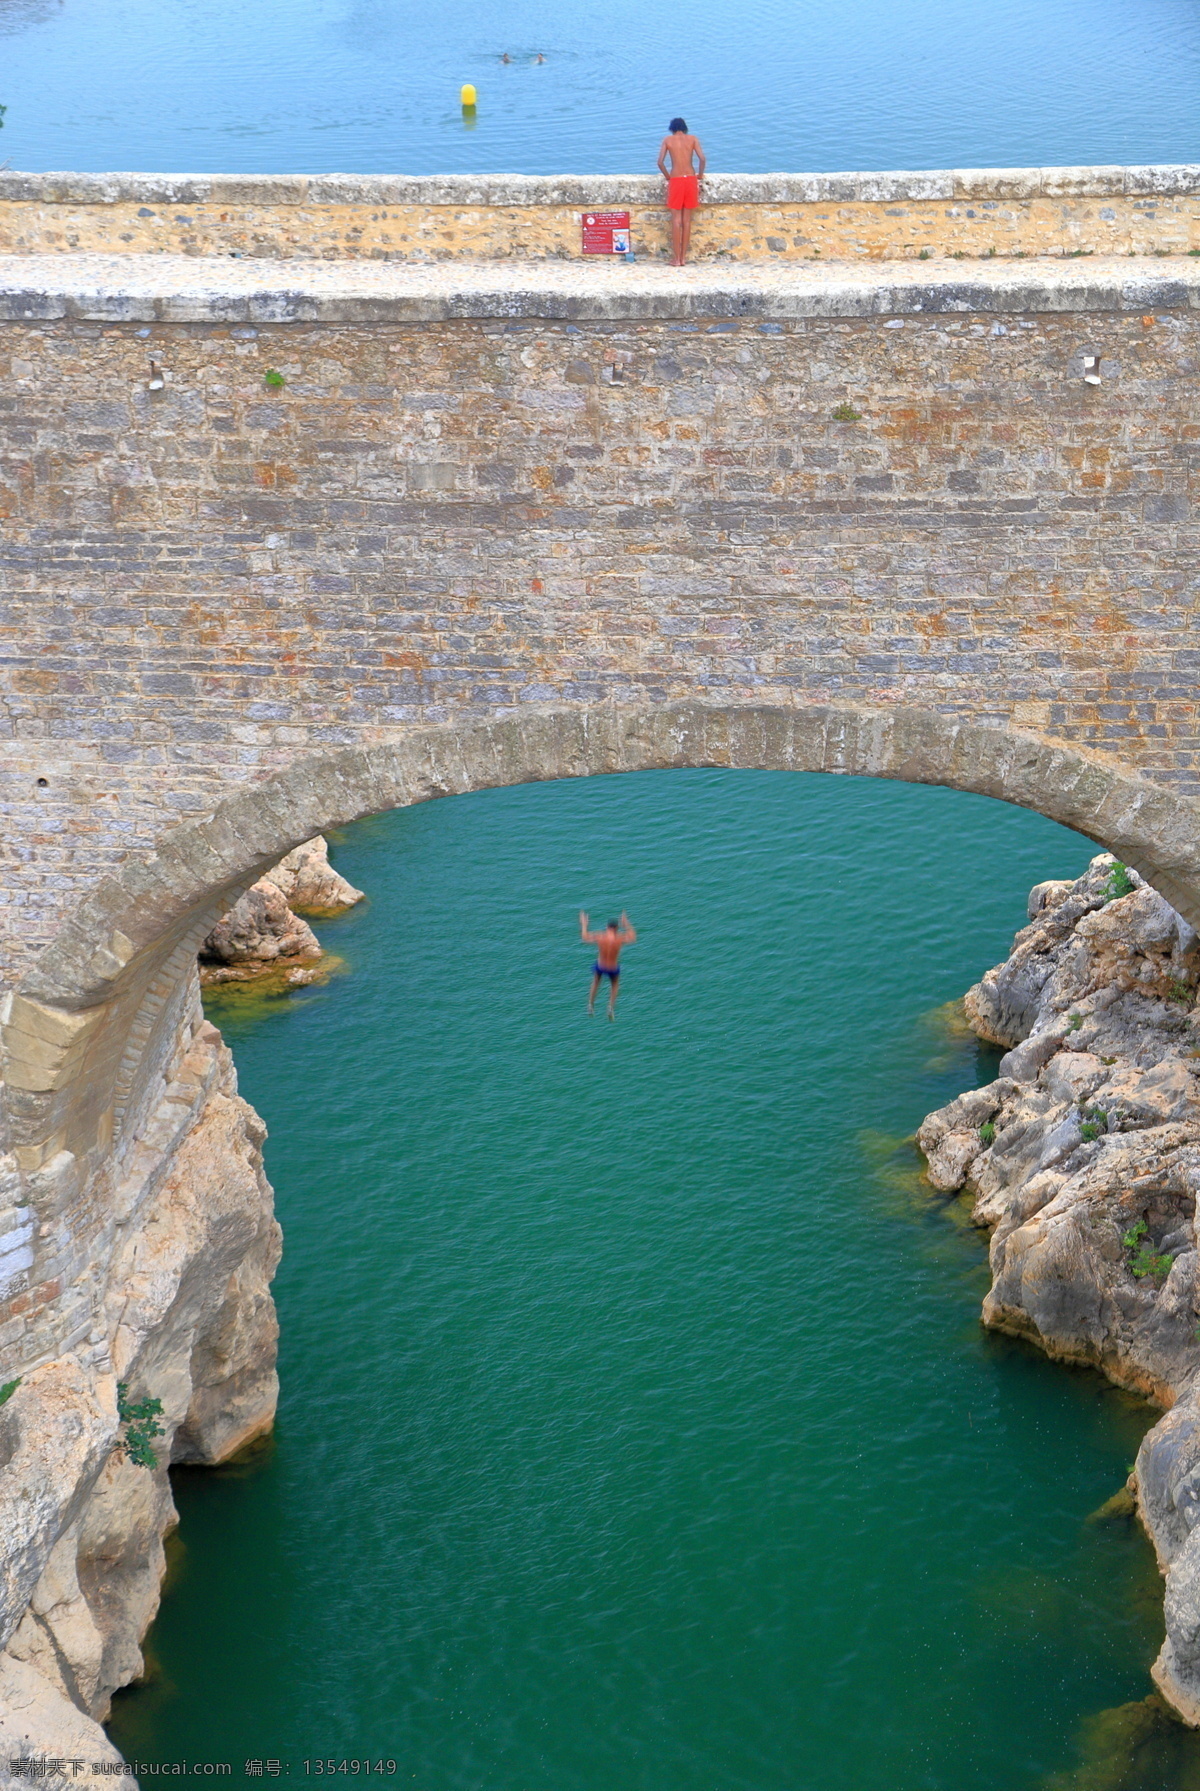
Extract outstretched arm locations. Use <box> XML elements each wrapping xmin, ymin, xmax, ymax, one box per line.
<box><xmin>618</xmin><ymin>909</ymin><xmax>637</xmax><ymax>944</ymax></box>
<box><xmin>580</xmin><ymin>909</ymin><xmax>598</xmax><ymax>944</ymax></box>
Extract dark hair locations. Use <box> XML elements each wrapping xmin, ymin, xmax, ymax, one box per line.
<box><xmin>669</xmin><ymin>117</ymin><xmax>687</xmax><ymax>134</ymax></box>
<box><xmin>607</xmin><ymin>919</ymin><xmax>620</xmax><ymax>929</ymax></box>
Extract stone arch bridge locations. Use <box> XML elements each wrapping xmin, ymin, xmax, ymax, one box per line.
<box><xmin>5</xmin><ymin>163</ymin><xmax>1200</xmax><ymax>1757</ymax></box>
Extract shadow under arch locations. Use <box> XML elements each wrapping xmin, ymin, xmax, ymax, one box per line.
<box><xmin>7</xmin><ymin>697</ymin><xmax>1200</xmax><ymax>1189</ymax></box>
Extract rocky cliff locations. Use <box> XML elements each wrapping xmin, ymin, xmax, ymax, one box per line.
<box><xmin>199</xmin><ymin>836</ymin><xmax>363</xmax><ymax>986</ymax></box>
<box><xmin>918</xmin><ymin>854</ymin><xmax>1200</xmax><ymax>1722</ymax></box>
<box><xmin>0</xmin><ymin>991</ymin><xmax>280</xmax><ymax>1784</ymax></box>
<box><xmin>0</xmin><ymin>836</ymin><xmax>362</xmax><ymax>1780</ymax></box>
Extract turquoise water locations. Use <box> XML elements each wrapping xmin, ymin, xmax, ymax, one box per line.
<box><xmin>108</xmin><ymin>771</ymin><xmax>1200</xmax><ymax>1788</ymax></box>
<box><xmin>4</xmin><ymin>0</ymin><xmax>1200</xmax><ymax>175</ymax></box>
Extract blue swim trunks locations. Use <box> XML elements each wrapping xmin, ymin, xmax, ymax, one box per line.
<box><xmin>593</xmin><ymin>963</ymin><xmax>620</xmax><ymax>980</ymax></box>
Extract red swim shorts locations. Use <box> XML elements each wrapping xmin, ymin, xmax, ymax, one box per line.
<box><xmin>667</xmin><ymin>175</ymin><xmax>700</xmax><ymax>210</ymax></box>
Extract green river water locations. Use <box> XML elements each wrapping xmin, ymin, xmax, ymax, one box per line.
<box><xmin>107</xmin><ymin>769</ymin><xmax>1200</xmax><ymax>1789</ymax></box>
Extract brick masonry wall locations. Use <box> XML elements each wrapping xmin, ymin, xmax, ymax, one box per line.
<box><xmin>3</xmin><ymin>299</ymin><xmax>1200</xmax><ymax>989</ymax></box>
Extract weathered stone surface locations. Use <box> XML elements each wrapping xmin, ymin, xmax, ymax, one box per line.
<box><xmin>1028</xmin><ymin>879</ymin><xmax>1074</xmax><ymax>918</ymax></box>
<box><xmin>2</xmin><ymin>164</ymin><xmax>1198</xmax><ymax>209</ymax></box>
<box><xmin>0</xmin><ymin>1653</ymin><xmax>125</xmax><ymax>1784</ymax></box>
<box><xmin>262</xmin><ymin>836</ymin><xmax>364</xmax><ymax>915</ymax></box>
<box><xmin>200</xmin><ymin>881</ymin><xmax>321</xmax><ymax>982</ymax></box>
<box><xmin>918</xmin><ymin>853</ymin><xmax>1200</xmax><ymax>1721</ymax></box>
<box><xmin>0</xmin><ymin>1360</ymin><xmax>115</xmax><ymax>1651</ymax></box>
<box><xmin>4</xmin><ymin>165</ymin><xmax>1200</xmax><ymax>263</ymax></box>
<box><xmin>7</xmin><ymin>249</ymin><xmax>1200</xmax><ymax>322</ymax></box>
<box><xmin>198</xmin><ymin>837</ymin><xmax>359</xmax><ymax>984</ymax></box>
<box><xmin>0</xmin><ymin>1014</ymin><xmax>279</xmax><ymax>1760</ymax></box>
<box><xmin>963</xmin><ymin>867</ymin><xmax>1199</xmax><ymax>1051</ymax></box>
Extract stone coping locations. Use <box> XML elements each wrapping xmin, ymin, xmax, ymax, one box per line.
<box><xmin>0</xmin><ymin>252</ymin><xmax>1198</xmax><ymax>323</ymax></box>
<box><xmin>3</xmin><ymin>165</ymin><xmax>1200</xmax><ymax>208</ymax></box>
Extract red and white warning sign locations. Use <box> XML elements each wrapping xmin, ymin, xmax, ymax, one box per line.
<box><xmin>582</xmin><ymin>211</ymin><xmax>631</xmax><ymax>255</ymax></box>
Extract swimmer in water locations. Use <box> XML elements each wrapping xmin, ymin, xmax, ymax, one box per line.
<box><xmin>501</xmin><ymin>51</ymin><xmax>511</xmax><ymax>62</ymax></box>
<box><xmin>535</xmin><ymin>51</ymin><xmax>545</xmax><ymax>61</ymax></box>
<box><xmin>657</xmin><ymin>117</ymin><xmax>706</xmax><ymax>266</ymax></box>
<box><xmin>580</xmin><ymin>910</ymin><xmax>636</xmax><ymax>1019</ymax></box>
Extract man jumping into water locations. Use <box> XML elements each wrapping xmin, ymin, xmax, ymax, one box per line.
<box><xmin>657</xmin><ymin>117</ymin><xmax>706</xmax><ymax>266</ymax></box>
<box><xmin>580</xmin><ymin>910</ymin><xmax>637</xmax><ymax>1018</ymax></box>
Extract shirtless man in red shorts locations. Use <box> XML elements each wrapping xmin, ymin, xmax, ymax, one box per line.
<box><xmin>657</xmin><ymin>117</ymin><xmax>706</xmax><ymax>266</ymax></box>
<box><xmin>580</xmin><ymin>909</ymin><xmax>637</xmax><ymax>1019</ymax></box>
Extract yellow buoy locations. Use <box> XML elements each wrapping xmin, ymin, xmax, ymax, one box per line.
<box><xmin>460</xmin><ymin>83</ymin><xmax>477</xmax><ymax>107</ymax></box>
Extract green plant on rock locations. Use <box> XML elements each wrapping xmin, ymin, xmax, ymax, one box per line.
<box><xmin>1104</xmin><ymin>861</ymin><xmax>1136</xmax><ymax>903</ymax></box>
<box><xmin>263</xmin><ymin>368</ymin><xmax>286</xmax><ymax>389</ymax></box>
<box><xmin>978</xmin><ymin>1121</ymin><xmax>996</xmax><ymax>1145</ymax></box>
<box><xmin>0</xmin><ymin>1377</ymin><xmax>20</xmax><ymax>1408</ymax></box>
<box><xmin>1131</xmin><ymin>1248</ymin><xmax>1175</xmax><ymax>1280</ymax></box>
<box><xmin>832</xmin><ymin>403</ymin><xmax>861</xmax><ymax>422</ymax></box>
<box><xmin>1169</xmin><ymin>979</ymin><xmax>1193</xmax><ymax>1004</ymax></box>
<box><xmin>1121</xmin><ymin>1219</ymin><xmax>1174</xmax><ymax>1280</ymax></box>
<box><xmin>918</xmin><ymin>248</ymin><xmax>931</xmax><ymax>260</ymax></box>
<box><xmin>117</xmin><ymin>1381</ymin><xmax>165</xmax><ymax>1470</ymax></box>
<box><xmin>1068</xmin><ymin>1011</ymin><xmax>1084</xmax><ymax>1032</ymax></box>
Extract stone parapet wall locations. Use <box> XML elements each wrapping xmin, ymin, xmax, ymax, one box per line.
<box><xmin>5</xmin><ymin>165</ymin><xmax>1200</xmax><ymax>263</ymax></box>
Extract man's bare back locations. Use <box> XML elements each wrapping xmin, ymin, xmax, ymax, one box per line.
<box><xmin>657</xmin><ymin>130</ymin><xmax>704</xmax><ymax>180</ymax></box>
<box><xmin>580</xmin><ymin>910</ymin><xmax>637</xmax><ymax>1017</ymax></box>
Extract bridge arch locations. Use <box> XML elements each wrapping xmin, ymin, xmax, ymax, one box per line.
<box><xmin>2</xmin><ymin>691</ymin><xmax>1200</xmax><ymax>1375</ymax></box>
<box><xmin>5</xmin><ymin>696</ymin><xmax>1200</xmax><ymax>1369</ymax></box>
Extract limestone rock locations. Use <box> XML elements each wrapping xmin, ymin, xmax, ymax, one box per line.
<box><xmin>0</xmin><ymin>1359</ymin><xmax>115</xmax><ymax>1653</ymax></box>
<box><xmin>198</xmin><ymin>837</ymin><xmax>360</xmax><ymax>986</ymax></box>
<box><xmin>918</xmin><ymin>850</ymin><xmax>1200</xmax><ymax>1723</ymax></box>
<box><xmin>1028</xmin><ymin>878</ymin><xmax>1075</xmax><ymax>918</ymax></box>
<box><xmin>0</xmin><ymin>1013</ymin><xmax>280</xmax><ymax>1759</ymax></box>
<box><xmin>923</xmin><ymin>1129</ymin><xmax>984</xmax><ymax>1191</ymax></box>
<box><xmin>262</xmin><ymin>836</ymin><xmax>364</xmax><ymax>914</ymax></box>
<box><xmin>200</xmin><ymin>880</ymin><xmax>321</xmax><ymax>977</ymax></box>
<box><xmin>916</xmin><ymin>1079</ymin><xmax>1015</xmax><ymax>1190</ymax></box>
<box><xmin>0</xmin><ymin>1653</ymin><xmax>124</xmax><ymax>1785</ymax></box>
